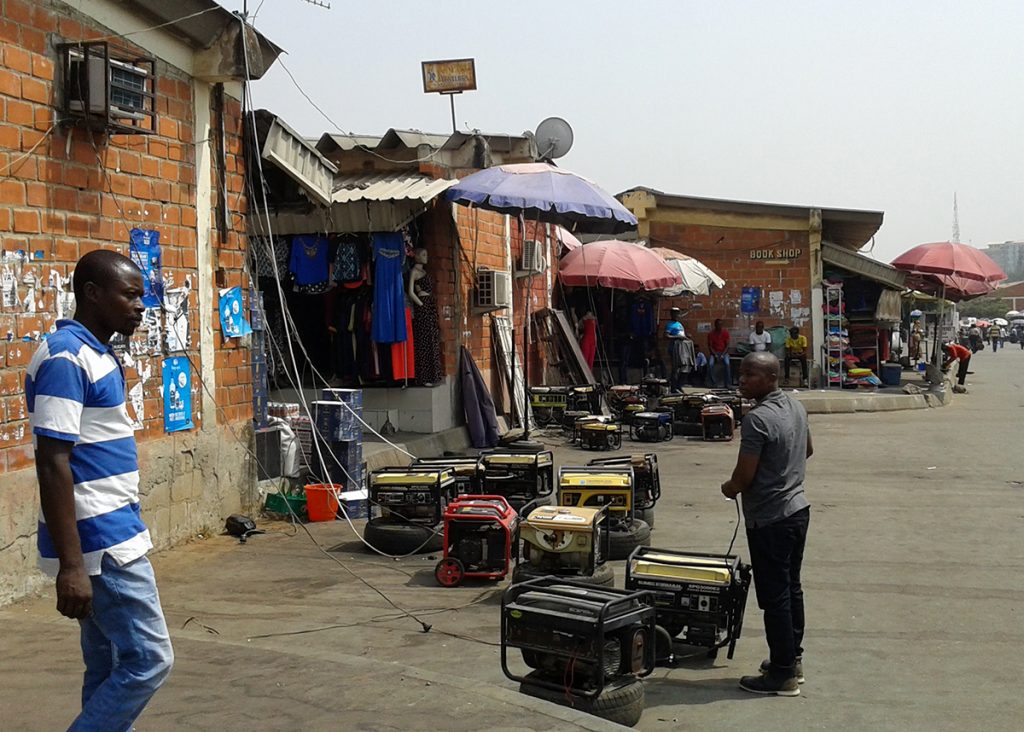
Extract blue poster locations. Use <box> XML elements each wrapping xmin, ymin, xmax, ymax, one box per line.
<box><xmin>130</xmin><ymin>228</ymin><xmax>163</xmax><ymax>308</ymax></box>
<box><xmin>219</xmin><ymin>287</ymin><xmax>252</xmax><ymax>338</ymax></box>
<box><xmin>162</xmin><ymin>357</ymin><xmax>194</xmax><ymax>433</ymax></box>
<box><xmin>741</xmin><ymin>286</ymin><xmax>761</xmax><ymax>314</ymax></box>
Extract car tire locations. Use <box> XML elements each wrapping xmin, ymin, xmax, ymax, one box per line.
<box><xmin>363</xmin><ymin>518</ymin><xmax>442</xmax><ymax>555</ymax></box>
<box><xmin>519</xmin><ymin>671</ymin><xmax>645</xmax><ymax>727</ymax></box>
<box><xmin>511</xmin><ymin>561</ymin><xmax>615</xmax><ymax>587</ymax></box>
<box><xmin>608</xmin><ymin>519</ymin><xmax>652</xmax><ymax>560</ymax></box>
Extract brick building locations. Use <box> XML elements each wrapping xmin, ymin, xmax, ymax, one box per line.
<box><xmin>0</xmin><ymin>0</ymin><xmax>280</xmax><ymax>603</ymax></box>
<box><xmin>256</xmin><ymin>128</ymin><xmax>553</xmax><ymax>433</ymax></box>
<box><xmin>620</xmin><ymin>188</ymin><xmax>893</xmax><ymax>384</ymax></box>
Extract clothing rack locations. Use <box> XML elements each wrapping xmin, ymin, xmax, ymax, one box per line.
<box><xmin>823</xmin><ymin>283</ymin><xmax>845</xmax><ymax>389</ymax></box>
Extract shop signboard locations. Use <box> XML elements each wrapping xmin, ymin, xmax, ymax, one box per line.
<box><xmin>421</xmin><ymin>58</ymin><xmax>477</xmax><ymax>94</ymax></box>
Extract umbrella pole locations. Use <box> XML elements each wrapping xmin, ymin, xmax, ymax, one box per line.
<box><xmin>522</xmin><ymin>215</ymin><xmax>532</xmax><ymax>439</ymax></box>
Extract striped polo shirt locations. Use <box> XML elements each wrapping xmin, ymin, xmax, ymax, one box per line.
<box><xmin>25</xmin><ymin>319</ymin><xmax>151</xmax><ymax>576</ymax></box>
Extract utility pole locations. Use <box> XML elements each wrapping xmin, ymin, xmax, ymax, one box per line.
<box><xmin>952</xmin><ymin>192</ymin><xmax>961</xmax><ymax>243</ymax></box>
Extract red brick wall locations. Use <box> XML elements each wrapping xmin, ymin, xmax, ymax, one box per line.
<box><xmin>0</xmin><ymin>1</ymin><xmax>252</xmax><ymax>471</ymax></box>
<box><xmin>647</xmin><ymin>221</ymin><xmax>813</xmax><ymax>358</ymax></box>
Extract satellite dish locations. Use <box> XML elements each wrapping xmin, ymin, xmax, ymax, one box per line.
<box><xmin>534</xmin><ymin>117</ymin><xmax>574</xmax><ymax>160</ymax></box>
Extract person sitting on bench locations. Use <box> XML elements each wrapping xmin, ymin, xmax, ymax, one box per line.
<box><xmin>784</xmin><ymin>326</ymin><xmax>808</xmax><ymax>386</ymax></box>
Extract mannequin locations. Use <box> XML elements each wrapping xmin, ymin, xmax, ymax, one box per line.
<box><xmin>408</xmin><ymin>248</ymin><xmax>444</xmax><ymax>386</ymax></box>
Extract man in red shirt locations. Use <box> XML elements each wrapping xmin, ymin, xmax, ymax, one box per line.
<box><xmin>941</xmin><ymin>342</ymin><xmax>972</xmax><ymax>394</ymax></box>
<box><xmin>708</xmin><ymin>319</ymin><xmax>731</xmax><ymax>387</ymax></box>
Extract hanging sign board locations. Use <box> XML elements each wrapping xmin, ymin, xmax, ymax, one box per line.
<box><xmin>421</xmin><ymin>58</ymin><xmax>477</xmax><ymax>94</ymax></box>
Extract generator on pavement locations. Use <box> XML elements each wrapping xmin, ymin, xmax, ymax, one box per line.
<box><xmin>363</xmin><ymin>467</ymin><xmax>455</xmax><ymax>554</ymax></box>
<box><xmin>478</xmin><ymin>450</ymin><xmax>554</xmax><ymax>512</ymax></box>
<box><xmin>558</xmin><ymin>466</ymin><xmax>650</xmax><ymax>560</ymax></box>
<box><xmin>513</xmin><ymin>505</ymin><xmax>613</xmax><ymax>586</ymax></box>
<box><xmin>501</xmin><ymin>577</ymin><xmax>655</xmax><ymax>727</ymax></box>
<box><xmin>434</xmin><ymin>495</ymin><xmax>520</xmax><ymax>587</ymax></box>
<box><xmin>529</xmin><ymin>386</ymin><xmax>569</xmax><ymax>427</ymax></box>
<box><xmin>624</xmin><ymin>547</ymin><xmax>751</xmax><ymax>661</ymax></box>
<box><xmin>587</xmin><ymin>453</ymin><xmax>661</xmax><ymax>528</ymax></box>
<box><xmin>629</xmin><ymin>410</ymin><xmax>674</xmax><ymax>443</ymax></box>
<box><xmin>412</xmin><ymin>455</ymin><xmax>481</xmax><ymax>496</ymax></box>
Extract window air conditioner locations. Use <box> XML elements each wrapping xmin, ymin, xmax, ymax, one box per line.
<box><xmin>476</xmin><ymin>268</ymin><xmax>512</xmax><ymax>310</ymax></box>
<box><xmin>67</xmin><ymin>50</ymin><xmax>150</xmax><ymax>121</ymax></box>
<box><xmin>516</xmin><ymin>239</ymin><xmax>547</xmax><ymax>276</ymax></box>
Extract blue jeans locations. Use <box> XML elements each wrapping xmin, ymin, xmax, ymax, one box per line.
<box><xmin>708</xmin><ymin>353</ymin><xmax>731</xmax><ymax>387</ymax></box>
<box><xmin>70</xmin><ymin>555</ymin><xmax>173</xmax><ymax>732</ymax></box>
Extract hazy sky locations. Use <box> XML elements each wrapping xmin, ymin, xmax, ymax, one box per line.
<box><xmin>226</xmin><ymin>0</ymin><xmax>1023</xmax><ymax>261</ymax></box>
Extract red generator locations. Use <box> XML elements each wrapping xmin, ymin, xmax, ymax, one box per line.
<box><xmin>435</xmin><ymin>495</ymin><xmax>520</xmax><ymax>587</ymax></box>
<box><xmin>701</xmin><ymin>404</ymin><xmax>735</xmax><ymax>441</ymax></box>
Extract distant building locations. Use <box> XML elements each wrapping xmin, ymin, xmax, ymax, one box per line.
<box><xmin>984</xmin><ymin>241</ymin><xmax>1024</xmax><ymax>280</ymax></box>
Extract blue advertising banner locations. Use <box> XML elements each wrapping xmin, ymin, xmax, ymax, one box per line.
<box><xmin>162</xmin><ymin>357</ymin><xmax>194</xmax><ymax>433</ymax></box>
<box><xmin>129</xmin><ymin>228</ymin><xmax>163</xmax><ymax>308</ymax></box>
<box><xmin>219</xmin><ymin>286</ymin><xmax>252</xmax><ymax>338</ymax></box>
<box><xmin>741</xmin><ymin>286</ymin><xmax>761</xmax><ymax>314</ymax></box>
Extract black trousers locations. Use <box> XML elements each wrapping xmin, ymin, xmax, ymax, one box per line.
<box><xmin>746</xmin><ymin>507</ymin><xmax>810</xmax><ymax>670</ymax></box>
<box><xmin>956</xmin><ymin>355</ymin><xmax>970</xmax><ymax>385</ymax></box>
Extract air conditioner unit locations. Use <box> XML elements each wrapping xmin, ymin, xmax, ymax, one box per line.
<box><xmin>516</xmin><ymin>239</ymin><xmax>547</xmax><ymax>276</ymax></box>
<box><xmin>476</xmin><ymin>268</ymin><xmax>512</xmax><ymax>310</ymax></box>
<box><xmin>60</xmin><ymin>42</ymin><xmax>156</xmax><ymax>134</ymax></box>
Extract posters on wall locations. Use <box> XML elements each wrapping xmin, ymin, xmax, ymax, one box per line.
<box><xmin>130</xmin><ymin>228</ymin><xmax>163</xmax><ymax>308</ymax></box>
<box><xmin>164</xmin><ymin>278</ymin><xmax>192</xmax><ymax>353</ymax></box>
<box><xmin>162</xmin><ymin>357</ymin><xmax>194</xmax><ymax>433</ymax></box>
<box><xmin>741</xmin><ymin>286</ymin><xmax>761</xmax><ymax>314</ymax></box>
<box><xmin>219</xmin><ymin>286</ymin><xmax>252</xmax><ymax>338</ymax></box>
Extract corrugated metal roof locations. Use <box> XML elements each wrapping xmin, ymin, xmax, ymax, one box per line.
<box><xmin>332</xmin><ymin>173</ymin><xmax>457</xmax><ymax>204</ymax></box>
<box><xmin>822</xmin><ymin>241</ymin><xmax>906</xmax><ymax>290</ymax></box>
<box><xmin>257</xmin><ymin>111</ymin><xmax>337</xmax><ymax>207</ymax></box>
<box><xmin>316</xmin><ymin>133</ymin><xmax>384</xmax><ymax>153</ymax></box>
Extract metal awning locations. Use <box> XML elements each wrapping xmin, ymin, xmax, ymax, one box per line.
<box><xmin>266</xmin><ymin>173</ymin><xmax>458</xmax><ymax>235</ymax></box>
<box><xmin>822</xmin><ymin>241</ymin><xmax>906</xmax><ymax>290</ymax></box>
<box><xmin>257</xmin><ymin>111</ymin><xmax>337</xmax><ymax>207</ymax></box>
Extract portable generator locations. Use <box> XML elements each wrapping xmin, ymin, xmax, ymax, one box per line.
<box><xmin>587</xmin><ymin>453</ymin><xmax>660</xmax><ymax>528</ymax></box>
<box><xmin>412</xmin><ymin>455</ymin><xmax>481</xmax><ymax>497</ymax></box>
<box><xmin>578</xmin><ymin>421</ymin><xmax>622</xmax><ymax>451</ymax></box>
<box><xmin>363</xmin><ymin>467</ymin><xmax>455</xmax><ymax>554</ymax></box>
<box><xmin>479</xmin><ymin>450</ymin><xmax>554</xmax><ymax>513</ymax></box>
<box><xmin>529</xmin><ymin>386</ymin><xmax>568</xmax><ymax>427</ymax></box>
<box><xmin>558</xmin><ymin>466</ymin><xmax>650</xmax><ymax>559</ymax></box>
<box><xmin>513</xmin><ymin>505</ymin><xmax>613</xmax><ymax>585</ymax></box>
<box><xmin>434</xmin><ymin>495</ymin><xmax>519</xmax><ymax>587</ymax></box>
<box><xmin>607</xmin><ymin>385</ymin><xmax>645</xmax><ymax>419</ymax></box>
<box><xmin>619</xmin><ymin>402</ymin><xmax>647</xmax><ymax>426</ymax></box>
<box><xmin>562</xmin><ymin>409</ymin><xmax>592</xmax><ymax>434</ymax></box>
<box><xmin>567</xmin><ymin>384</ymin><xmax>603</xmax><ymax>414</ymax></box>
<box><xmin>701</xmin><ymin>404</ymin><xmax>735</xmax><ymax>441</ymax></box>
<box><xmin>658</xmin><ymin>393</ymin><xmax>685</xmax><ymax>420</ymax></box>
<box><xmin>706</xmin><ymin>390</ymin><xmax>748</xmax><ymax>425</ymax></box>
<box><xmin>640</xmin><ymin>376</ymin><xmax>669</xmax><ymax>404</ymax></box>
<box><xmin>502</xmin><ymin>578</ymin><xmax>655</xmax><ymax>727</ymax></box>
<box><xmin>625</xmin><ymin>547</ymin><xmax>751</xmax><ymax>660</ymax></box>
<box><xmin>629</xmin><ymin>411</ymin><xmax>674</xmax><ymax>443</ymax></box>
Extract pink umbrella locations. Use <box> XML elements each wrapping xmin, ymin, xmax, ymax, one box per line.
<box><xmin>559</xmin><ymin>240</ymin><xmax>682</xmax><ymax>291</ymax></box>
<box><xmin>891</xmin><ymin>241</ymin><xmax>1006</xmax><ymax>283</ymax></box>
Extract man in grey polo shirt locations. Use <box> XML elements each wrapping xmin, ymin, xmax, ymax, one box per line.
<box><xmin>721</xmin><ymin>351</ymin><xmax>812</xmax><ymax>696</ymax></box>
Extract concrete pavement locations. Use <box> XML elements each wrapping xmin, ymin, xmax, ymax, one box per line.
<box><xmin>1</xmin><ymin>347</ymin><xmax>1021</xmax><ymax>731</ymax></box>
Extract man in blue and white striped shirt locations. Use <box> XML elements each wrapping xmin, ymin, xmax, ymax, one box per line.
<box><xmin>26</xmin><ymin>249</ymin><xmax>173</xmax><ymax>731</ymax></box>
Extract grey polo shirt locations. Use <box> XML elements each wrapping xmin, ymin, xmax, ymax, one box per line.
<box><xmin>739</xmin><ymin>389</ymin><xmax>810</xmax><ymax>528</ymax></box>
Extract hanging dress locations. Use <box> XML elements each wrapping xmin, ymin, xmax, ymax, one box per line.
<box><xmin>412</xmin><ymin>273</ymin><xmax>444</xmax><ymax>386</ymax></box>
<box><xmin>371</xmin><ymin>233</ymin><xmax>406</xmax><ymax>343</ymax></box>
<box><xmin>579</xmin><ymin>316</ymin><xmax>598</xmax><ymax>369</ymax></box>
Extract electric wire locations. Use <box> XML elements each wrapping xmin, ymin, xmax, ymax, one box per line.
<box><xmin>0</xmin><ymin>122</ymin><xmax>60</xmax><ymax>176</ymax></box>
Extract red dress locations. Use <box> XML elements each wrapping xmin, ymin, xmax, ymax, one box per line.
<box><xmin>579</xmin><ymin>317</ymin><xmax>598</xmax><ymax>368</ymax></box>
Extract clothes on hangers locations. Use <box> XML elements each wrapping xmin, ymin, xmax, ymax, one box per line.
<box><xmin>371</xmin><ymin>233</ymin><xmax>407</xmax><ymax>343</ymax></box>
<box><xmin>289</xmin><ymin>235</ymin><xmax>330</xmax><ymax>286</ymax></box>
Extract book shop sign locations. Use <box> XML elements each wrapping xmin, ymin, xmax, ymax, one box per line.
<box><xmin>750</xmin><ymin>248</ymin><xmax>802</xmax><ymax>264</ymax></box>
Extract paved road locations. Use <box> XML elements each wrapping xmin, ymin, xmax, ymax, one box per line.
<box><xmin>1</xmin><ymin>347</ymin><xmax>1022</xmax><ymax>731</ymax></box>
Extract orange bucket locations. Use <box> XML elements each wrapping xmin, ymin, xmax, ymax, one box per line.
<box><xmin>304</xmin><ymin>484</ymin><xmax>340</xmax><ymax>522</ymax></box>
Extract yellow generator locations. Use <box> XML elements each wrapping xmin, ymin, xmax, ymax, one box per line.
<box><xmin>364</xmin><ymin>467</ymin><xmax>455</xmax><ymax>555</ymax></box>
<box><xmin>558</xmin><ymin>466</ymin><xmax>651</xmax><ymax>560</ymax></box>
<box><xmin>479</xmin><ymin>450</ymin><xmax>554</xmax><ymax>513</ymax></box>
<box><xmin>625</xmin><ymin>547</ymin><xmax>751</xmax><ymax>662</ymax></box>
<box><xmin>512</xmin><ymin>505</ymin><xmax>613</xmax><ymax>586</ymax></box>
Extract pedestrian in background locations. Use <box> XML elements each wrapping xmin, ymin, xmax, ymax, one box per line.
<box><xmin>26</xmin><ymin>250</ymin><xmax>173</xmax><ymax>730</ymax></box>
<box><xmin>942</xmin><ymin>341</ymin><xmax>972</xmax><ymax>394</ymax></box>
<box><xmin>989</xmin><ymin>325</ymin><xmax>1001</xmax><ymax>352</ymax></box>
<box><xmin>707</xmin><ymin>318</ymin><xmax>731</xmax><ymax>387</ymax></box>
<box><xmin>722</xmin><ymin>352</ymin><xmax>812</xmax><ymax>697</ymax></box>
<box><xmin>749</xmin><ymin>320</ymin><xmax>772</xmax><ymax>352</ymax></box>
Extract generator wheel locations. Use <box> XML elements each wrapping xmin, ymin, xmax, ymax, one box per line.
<box><xmin>608</xmin><ymin>519</ymin><xmax>652</xmax><ymax>560</ymax></box>
<box><xmin>434</xmin><ymin>557</ymin><xmax>464</xmax><ymax>587</ymax></box>
<box><xmin>519</xmin><ymin>672</ymin><xmax>645</xmax><ymax>728</ymax></box>
<box><xmin>637</xmin><ymin>506</ymin><xmax>655</xmax><ymax>529</ymax></box>
<box><xmin>363</xmin><ymin>518</ymin><xmax>443</xmax><ymax>555</ymax></box>
<box><xmin>511</xmin><ymin>561</ymin><xmax>615</xmax><ymax>587</ymax></box>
